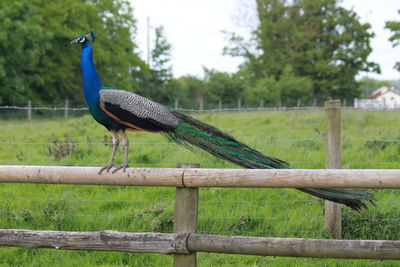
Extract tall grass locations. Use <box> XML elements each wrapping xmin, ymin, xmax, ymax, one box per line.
<box><xmin>0</xmin><ymin>109</ymin><xmax>400</xmax><ymax>266</ymax></box>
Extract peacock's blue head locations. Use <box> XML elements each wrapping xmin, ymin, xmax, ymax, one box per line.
<box><xmin>71</xmin><ymin>32</ymin><xmax>96</xmax><ymax>47</ymax></box>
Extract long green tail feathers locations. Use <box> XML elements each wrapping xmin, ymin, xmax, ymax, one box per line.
<box><xmin>165</xmin><ymin>111</ymin><xmax>374</xmax><ymax>211</ymax></box>
<box><xmin>298</xmin><ymin>188</ymin><xmax>374</xmax><ymax>211</ymax></box>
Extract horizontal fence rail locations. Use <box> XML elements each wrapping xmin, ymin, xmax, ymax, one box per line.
<box><xmin>1</xmin><ymin>165</ymin><xmax>400</xmax><ymax>188</ymax></box>
<box><xmin>0</xmin><ymin>229</ymin><xmax>188</xmax><ymax>254</ymax></box>
<box><xmin>1</xmin><ymin>229</ymin><xmax>400</xmax><ymax>260</ymax></box>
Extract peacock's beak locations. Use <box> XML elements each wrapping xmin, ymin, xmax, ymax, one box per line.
<box><xmin>70</xmin><ymin>38</ymin><xmax>78</xmax><ymax>44</ymax></box>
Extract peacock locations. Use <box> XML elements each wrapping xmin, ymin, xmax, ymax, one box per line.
<box><xmin>71</xmin><ymin>32</ymin><xmax>374</xmax><ymax>210</ymax></box>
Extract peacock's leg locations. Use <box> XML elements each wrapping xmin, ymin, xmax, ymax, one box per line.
<box><xmin>99</xmin><ymin>129</ymin><xmax>119</xmax><ymax>174</ymax></box>
<box><xmin>112</xmin><ymin>129</ymin><xmax>129</xmax><ymax>173</ymax></box>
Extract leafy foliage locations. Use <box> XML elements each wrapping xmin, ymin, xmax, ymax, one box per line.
<box><xmin>175</xmin><ymin>75</ymin><xmax>207</xmax><ymax>108</ymax></box>
<box><xmin>0</xmin><ymin>0</ymin><xmax>392</xmax><ymax>109</ymax></box>
<box><xmin>225</xmin><ymin>0</ymin><xmax>379</xmax><ymax>104</ymax></box>
<box><xmin>204</xmin><ymin>68</ymin><xmax>246</xmax><ymax>107</ymax></box>
<box><xmin>0</xmin><ymin>0</ymin><xmax>145</xmax><ymax>106</ymax></box>
<box><xmin>385</xmin><ymin>10</ymin><xmax>400</xmax><ymax>72</ymax></box>
<box><xmin>150</xmin><ymin>26</ymin><xmax>173</xmax><ymax>83</ymax></box>
<box><xmin>245</xmin><ymin>66</ymin><xmax>313</xmax><ymax>106</ymax></box>
<box><xmin>137</xmin><ymin>26</ymin><xmax>176</xmax><ymax>104</ymax></box>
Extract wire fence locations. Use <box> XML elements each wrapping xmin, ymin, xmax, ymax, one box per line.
<box><xmin>0</xmin><ymin>193</ymin><xmax>326</xmax><ymax>236</ymax></box>
<box><xmin>3</xmin><ymin>103</ymin><xmax>400</xmax><ymax>125</ymax></box>
<box><xmin>1</xmin><ymin>106</ymin><xmax>400</xmax><ymax>240</ymax></box>
<box><xmin>3</xmin><ymin>137</ymin><xmax>400</xmax><ymax>167</ymax></box>
<box><xmin>3</xmin><ymin>104</ymin><xmax>400</xmax><ymax>113</ymax></box>
<box><xmin>2</xmin><ymin>194</ymin><xmax>399</xmax><ymax>238</ymax></box>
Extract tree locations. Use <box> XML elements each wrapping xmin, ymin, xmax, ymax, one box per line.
<box><xmin>0</xmin><ymin>0</ymin><xmax>49</xmax><ymax>105</ymax></box>
<box><xmin>175</xmin><ymin>75</ymin><xmax>206</xmax><ymax>108</ymax></box>
<box><xmin>137</xmin><ymin>25</ymin><xmax>175</xmax><ymax>104</ymax></box>
<box><xmin>0</xmin><ymin>0</ymin><xmax>146</xmax><ymax>106</ymax></box>
<box><xmin>245</xmin><ymin>66</ymin><xmax>313</xmax><ymax>106</ymax></box>
<box><xmin>203</xmin><ymin>68</ymin><xmax>245</xmax><ymax>107</ymax></box>
<box><xmin>386</xmin><ymin>10</ymin><xmax>400</xmax><ymax>72</ymax></box>
<box><xmin>151</xmin><ymin>26</ymin><xmax>173</xmax><ymax>83</ymax></box>
<box><xmin>225</xmin><ymin>0</ymin><xmax>379</xmax><ymax>104</ymax></box>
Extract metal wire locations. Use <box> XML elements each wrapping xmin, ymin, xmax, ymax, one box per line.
<box><xmin>0</xmin><ymin>210</ymin><xmax>151</xmax><ymax>219</ymax></box>
<box><xmin>0</xmin><ymin>106</ymin><xmax>88</xmax><ymax>111</ymax></box>
<box><xmin>0</xmin><ymin>196</ymin><xmax>318</xmax><ymax>204</ymax></box>
<box><xmin>3</xmin><ymin>105</ymin><xmax>400</xmax><ymax>112</ymax></box>
<box><xmin>3</xmin><ymin>196</ymin><xmax>397</xmax><ymax>205</ymax></box>
<box><xmin>0</xmin><ymin>161</ymin><xmax>321</xmax><ymax>167</ymax></box>
<box><xmin>343</xmin><ymin>161</ymin><xmax>400</xmax><ymax>165</ymax></box>
<box><xmin>201</xmin><ymin>200</ymin><xmax>315</xmax><ymax>203</ymax></box>
<box><xmin>199</xmin><ymin>216</ymin><xmax>320</xmax><ymax>220</ymax></box>
<box><xmin>0</xmin><ymin>138</ymin><xmax>323</xmax><ymax>146</ymax></box>
<box><xmin>0</xmin><ymin>162</ymin><xmax>177</xmax><ymax>167</ymax></box>
<box><xmin>0</xmin><ymin>196</ymin><xmax>175</xmax><ymax>203</ymax></box>
<box><xmin>198</xmin><ymin>230</ymin><xmax>318</xmax><ymax>234</ymax></box>
<box><xmin>1</xmin><ymin>207</ymin><xmax>396</xmax><ymax>222</ymax></box>
<box><xmin>5</xmin><ymin>137</ymin><xmax>400</xmax><ymax>146</ymax></box>
<box><xmin>0</xmin><ymin>209</ymin><xmax>320</xmax><ymax>221</ymax></box>
<box><xmin>349</xmin><ymin>138</ymin><xmax>400</xmax><ymax>142</ymax></box>
<box><xmin>346</xmin><ymin>217</ymin><xmax>400</xmax><ymax>221</ymax></box>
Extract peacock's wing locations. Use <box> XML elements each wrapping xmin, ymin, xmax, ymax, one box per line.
<box><xmin>99</xmin><ymin>89</ymin><xmax>178</xmax><ymax>132</ymax></box>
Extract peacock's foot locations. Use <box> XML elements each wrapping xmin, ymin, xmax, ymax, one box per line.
<box><xmin>112</xmin><ymin>163</ymin><xmax>129</xmax><ymax>174</ymax></box>
<box><xmin>98</xmin><ymin>163</ymin><xmax>115</xmax><ymax>174</ymax></box>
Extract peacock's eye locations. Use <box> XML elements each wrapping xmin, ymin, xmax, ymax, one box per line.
<box><xmin>78</xmin><ymin>37</ymin><xmax>85</xmax><ymax>43</ymax></box>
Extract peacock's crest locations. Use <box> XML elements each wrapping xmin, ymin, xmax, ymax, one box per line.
<box><xmin>71</xmin><ymin>32</ymin><xmax>96</xmax><ymax>47</ymax></box>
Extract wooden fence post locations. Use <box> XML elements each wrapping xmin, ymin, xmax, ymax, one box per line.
<box><xmin>259</xmin><ymin>99</ymin><xmax>264</xmax><ymax>109</ymax></box>
<box><xmin>324</xmin><ymin>100</ymin><xmax>342</xmax><ymax>239</ymax></box>
<box><xmin>354</xmin><ymin>98</ymin><xmax>358</xmax><ymax>108</ymax></box>
<box><xmin>174</xmin><ymin>163</ymin><xmax>199</xmax><ymax>267</ymax></box>
<box><xmin>175</xmin><ymin>98</ymin><xmax>179</xmax><ymax>109</ymax></box>
<box><xmin>27</xmin><ymin>100</ymin><xmax>32</xmax><ymax>120</ymax></box>
<box><xmin>199</xmin><ymin>98</ymin><xmax>203</xmax><ymax>111</ymax></box>
<box><xmin>237</xmin><ymin>98</ymin><xmax>242</xmax><ymax>110</ymax></box>
<box><xmin>64</xmin><ymin>99</ymin><xmax>69</xmax><ymax>118</ymax></box>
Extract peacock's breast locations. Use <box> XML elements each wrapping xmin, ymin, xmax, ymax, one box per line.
<box><xmin>89</xmin><ymin>102</ymin><xmax>124</xmax><ymax>131</ymax></box>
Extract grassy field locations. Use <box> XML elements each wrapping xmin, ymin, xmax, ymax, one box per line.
<box><xmin>1</xmin><ymin>109</ymin><xmax>400</xmax><ymax>266</ymax></box>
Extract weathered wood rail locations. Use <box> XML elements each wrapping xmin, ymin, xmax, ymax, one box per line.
<box><xmin>1</xmin><ymin>229</ymin><xmax>400</xmax><ymax>260</ymax></box>
<box><xmin>0</xmin><ymin>165</ymin><xmax>400</xmax><ymax>188</ymax></box>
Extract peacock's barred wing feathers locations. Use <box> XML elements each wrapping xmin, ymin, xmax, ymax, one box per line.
<box><xmin>99</xmin><ymin>89</ymin><xmax>178</xmax><ymax>132</ymax></box>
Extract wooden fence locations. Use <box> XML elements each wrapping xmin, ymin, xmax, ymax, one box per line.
<box><xmin>2</xmin><ymin>100</ymin><xmax>400</xmax><ymax>265</ymax></box>
<box><xmin>1</xmin><ymin>165</ymin><xmax>400</xmax><ymax>266</ymax></box>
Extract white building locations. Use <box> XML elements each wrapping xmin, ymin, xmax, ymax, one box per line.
<box><xmin>354</xmin><ymin>86</ymin><xmax>400</xmax><ymax>109</ymax></box>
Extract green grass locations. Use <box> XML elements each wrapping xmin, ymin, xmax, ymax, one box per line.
<box><xmin>1</xmin><ymin>109</ymin><xmax>400</xmax><ymax>266</ymax></box>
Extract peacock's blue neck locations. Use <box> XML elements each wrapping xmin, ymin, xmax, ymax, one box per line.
<box><xmin>81</xmin><ymin>42</ymin><xmax>102</xmax><ymax>107</ymax></box>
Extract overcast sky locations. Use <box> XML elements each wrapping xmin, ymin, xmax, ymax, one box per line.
<box><xmin>132</xmin><ymin>0</ymin><xmax>400</xmax><ymax>80</ymax></box>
